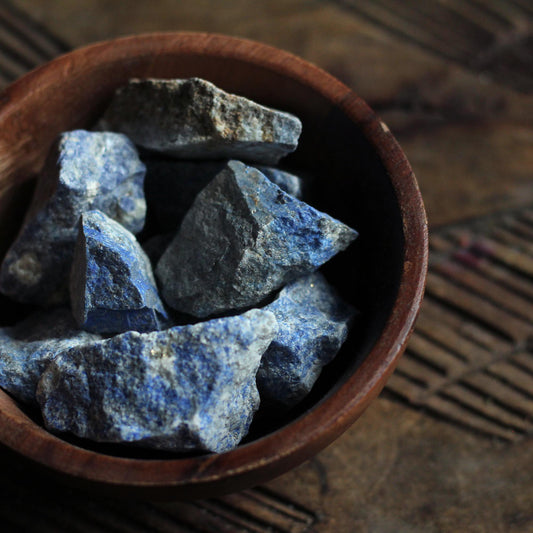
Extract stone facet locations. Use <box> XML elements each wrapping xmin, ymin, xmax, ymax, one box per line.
<box><xmin>255</xmin><ymin>166</ymin><xmax>304</xmax><ymax>199</ymax></box>
<box><xmin>0</xmin><ymin>308</ymin><xmax>101</xmax><ymax>404</ymax></box>
<box><xmin>156</xmin><ymin>160</ymin><xmax>358</xmax><ymax>318</ymax></box>
<box><xmin>36</xmin><ymin>309</ymin><xmax>277</xmax><ymax>453</ymax></box>
<box><xmin>0</xmin><ymin>130</ymin><xmax>146</xmax><ymax>305</ymax></box>
<box><xmin>70</xmin><ymin>210</ymin><xmax>169</xmax><ymax>334</ymax></box>
<box><xmin>258</xmin><ymin>272</ymin><xmax>356</xmax><ymax>408</ymax></box>
<box><xmin>99</xmin><ymin>78</ymin><xmax>302</xmax><ymax>165</ymax></box>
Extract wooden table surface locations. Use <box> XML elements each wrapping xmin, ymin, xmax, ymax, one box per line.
<box><xmin>1</xmin><ymin>1</ymin><xmax>532</xmax><ymax>531</ymax></box>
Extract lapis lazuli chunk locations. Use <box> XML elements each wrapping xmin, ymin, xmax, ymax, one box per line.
<box><xmin>0</xmin><ymin>130</ymin><xmax>146</xmax><ymax>305</ymax></box>
<box><xmin>70</xmin><ymin>210</ymin><xmax>168</xmax><ymax>334</ymax></box>
<box><xmin>156</xmin><ymin>160</ymin><xmax>358</xmax><ymax>318</ymax></box>
<box><xmin>258</xmin><ymin>272</ymin><xmax>356</xmax><ymax>408</ymax></box>
<box><xmin>36</xmin><ymin>309</ymin><xmax>277</xmax><ymax>453</ymax></box>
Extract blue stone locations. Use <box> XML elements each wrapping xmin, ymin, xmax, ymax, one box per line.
<box><xmin>36</xmin><ymin>309</ymin><xmax>278</xmax><ymax>453</ymax></box>
<box><xmin>258</xmin><ymin>272</ymin><xmax>356</xmax><ymax>408</ymax></box>
<box><xmin>0</xmin><ymin>130</ymin><xmax>146</xmax><ymax>305</ymax></box>
<box><xmin>70</xmin><ymin>210</ymin><xmax>169</xmax><ymax>334</ymax></box>
<box><xmin>0</xmin><ymin>308</ymin><xmax>101</xmax><ymax>404</ymax></box>
<box><xmin>156</xmin><ymin>160</ymin><xmax>358</xmax><ymax>318</ymax></box>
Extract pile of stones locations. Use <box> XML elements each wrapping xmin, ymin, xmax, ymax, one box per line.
<box><xmin>0</xmin><ymin>78</ymin><xmax>358</xmax><ymax>453</ymax></box>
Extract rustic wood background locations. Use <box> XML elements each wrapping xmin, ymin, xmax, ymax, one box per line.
<box><xmin>1</xmin><ymin>0</ymin><xmax>532</xmax><ymax>531</ymax></box>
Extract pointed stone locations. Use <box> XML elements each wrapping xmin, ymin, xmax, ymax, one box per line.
<box><xmin>70</xmin><ymin>210</ymin><xmax>169</xmax><ymax>334</ymax></box>
<box><xmin>156</xmin><ymin>160</ymin><xmax>358</xmax><ymax>318</ymax></box>
<box><xmin>99</xmin><ymin>78</ymin><xmax>302</xmax><ymax>165</ymax></box>
<box><xmin>36</xmin><ymin>309</ymin><xmax>277</xmax><ymax>453</ymax></box>
<box><xmin>258</xmin><ymin>273</ymin><xmax>356</xmax><ymax>408</ymax></box>
<box><xmin>0</xmin><ymin>130</ymin><xmax>146</xmax><ymax>305</ymax></box>
<box><xmin>0</xmin><ymin>308</ymin><xmax>101</xmax><ymax>404</ymax></box>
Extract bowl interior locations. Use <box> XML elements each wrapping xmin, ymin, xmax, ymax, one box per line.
<box><xmin>0</xmin><ymin>33</ymin><xmax>424</xmax><ymax>495</ymax></box>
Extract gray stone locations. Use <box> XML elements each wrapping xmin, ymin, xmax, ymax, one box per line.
<box><xmin>156</xmin><ymin>160</ymin><xmax>358</xmax><ymax>318</ymax></box>
<box><xmin>258</xmin><ymin>272</ymin><xmax>356</xmax><ymax>408</ymax></box>
<box><xmin>255</xmin><ymin>166</ymin><xmax>304</xmax><ymax>199</ymax></box>
<box><xmin>36</xmin><ymin>309</ymin><xmax>277</xmax><ymax>453</ymax></box>
<box><xmin>0</xmin><ymin>130</ymin><xmax>146</xmax><ymax>305</ymax></box>
<box><xmin>98</xmin><ymin>78</ymin><xmax>302</xmax><ymax>165</ymax></box>
<box><xmin>0</xmin><ymin>308</ymin><xmax>101</xmax><ymax>405</ymax></box>
<box><xmin>141</xmin><ymin>232</ymin><xmax>174</xmax><ymax>267</ymax></box>
<box><xmin>70</xmin><ymin>210</ymin><xmax>169</xmax><ymax>334</ymax></box>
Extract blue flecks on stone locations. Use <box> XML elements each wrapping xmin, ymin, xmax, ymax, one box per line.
<box><xmin>257</xmin><ymin>272</ymin><xmax>356</xmax><ymax>408</ymax></box>
<box><xmin>255</xmin><ymin>166</ymin><xmax>304</xmax><ymax>199</ymax></box>
<box><xmin>156</xmin><ymin>160</ymin><xmax>358</xmax><ymax>318</ymax></box>
<box><xmin>0</xmin><ymin>130</ymin><xmax>147</xmax><ymax>305</ymax></box>
<box><xmin>36</xmin><ymin>309</ymin><xmax>278</xmax><ymax>453</ymax></box>
<box><xmin>0</xmin><ymin>308</ymin><xmax>101</xmax><ymax>405</ymax></box>
<box><xmin>70</xmin><ymin>210</ymin><xmax>169</xmax><ymax>334</ymax></box>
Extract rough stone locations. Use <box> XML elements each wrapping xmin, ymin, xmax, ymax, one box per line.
<box><xmin>258</xmin><ymin>272</ymin><xmax>356</xmax><ymax>408</ymax></box>
<box><xmin>255</xmin><ymin>166</ymin><xmax>304</xmax><ymax>199</ymax></box>
<box><xmin>70</xmin><ymin>210</ymin><xmax>169</xmax><ymax>334</ymax></box>
<box><xmin>156</xmin><ymin>160</ymin><xmax>358</xmax><ymax>318</ymax></box>
<box><xmin>0</xmin><ymin>308</ymin><xmax>101</xmax><ymax>405</ymax></box>
<box><xmin>98</xmin><ymin>78</ymin><xmax>302</xmax><ymax>165</ymax></box>
<box><xmin>0</xmin><ymin>130</ymin><xmax>146</xmax><ymax>305</ymax></box>
<box><xmin>36</xmin><ymin>309</ymin><xmax>278</xmax><ymax>453</ymax></box>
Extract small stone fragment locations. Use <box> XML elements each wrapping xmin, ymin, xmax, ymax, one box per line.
<box><xmin>0</xmin><ymin>308</ymin><xmax>101</xmax><ymax>404</ymax></box>
<box><xmin>99</xmin><ymin>78</ymin><xmax>302</xmax><ymax>165</ymax></box>
<box><xmin>258</xmin><ymin>273</ymin><xmax>356</xmax><ymax>408</ymax></box>
<box><xmin>70</xmin><ymin>210</ymin><xmax>169</xmax><ymax>334</ymax></box>
<box><xmin>156</xmin><ymin>160</ymin><xmax>358</xmax><ymax>318</ymax></box>
<box><xmin>0</xmin><ymin>130</ymin><xmax>146</xmax><ymax>305</ymax></box>
<box><xmin>255</xmin><ymin>166</ymin><xmax>304</xmax><ymax>199</ymax></box>
<box><xmin>36</xmin><ymin>309</ymin><xmax>277</xmax><ymax>453</ymax></box>
<box><xmin>141</xmin><ymin>232</ymin><xmax>174</xmax><ymax>267</ymax></box>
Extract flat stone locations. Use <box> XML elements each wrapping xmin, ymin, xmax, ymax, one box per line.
<box><xmin>36</xmin><ymin>309</ymin><xmax>277</xmax><ymax>453</ymax></box>
<box><xmin>255</xmin><ymin>166</ymin><xmax>304</xmax><ymax>199</ymax></box>
<box><xmin>0</xmin><ymin>130</ymin><xmax>146</xmax><ymax>305</ymax></box>
<box><xmin>258</xmin><ymin>272</ymin><xmax>356</xmax><ymax>408</ymax></box>
<box><xmin>156</xmin><ymin>160</ymin><xmax>358</xmax><ymax>318</ymax></box>
<box><xmin>98</xmin><ymin>78</ymin><xmax>302</xmax><ymax>165</ymax></box>
<box><xmin>0</xmin><ymin>308</ymin><xmax>101</xmax><ymax>405</ymax></box>
<box><xmin>70</xmin><ymin>210</ymin><xmax>169</xmax><ymax>334</ymax></box>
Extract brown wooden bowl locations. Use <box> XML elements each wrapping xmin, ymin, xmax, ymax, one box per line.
<box><xmin>0</xmin><ymin>32</ymin><xmax>427</xmax><ymax>499</ymax></box>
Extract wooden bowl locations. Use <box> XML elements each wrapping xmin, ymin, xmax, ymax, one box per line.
<box><xmin>0</xmin><ymin>33</ymin><xmax>427</xmax><ymax>499</ymax></box>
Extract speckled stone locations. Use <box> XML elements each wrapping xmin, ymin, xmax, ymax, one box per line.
<box><xmin>0</xmin><ymin>130</ymin><xmax>146</xmax><ymax>305</ymax></box>
<box><xmin>36</xmin><ymin>309</ymin><xmax>277</xmax><ymax>453</ymax></box>
<box><xmin>70</xmin><ymin>210</ymin><xmax>169</xmax><ymax>334</ymax></box>
<box><xmin>255</xmin><ymin>166</ymin><xmax>304</xmax><ymax>199</ymax></box>
<box><xmin>98</xmin><ymin>78</ymin><xmax>302</xmax><ymax>165</ymax></box>
<box><xmin>0</xmin><ymin>308</ymin><xmax>101</xmax><ymax>405</ymax></box>
<box><xmin>258</xmin><ymin>272</ymin><xmax>356</xmax><ymax>408</ymax></box>
<box><xmin>156</xmin><ymin>160</ymin><xmax>358</xmax><ymax>318</ymax></box>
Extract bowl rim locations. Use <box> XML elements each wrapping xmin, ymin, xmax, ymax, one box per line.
<box><xmin>0</xmin><ymin>31</ymin><xmax>428</xmax><ymax>496</ymax></box>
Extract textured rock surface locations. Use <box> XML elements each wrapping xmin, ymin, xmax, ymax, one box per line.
<box><xmin>0</xmin><ymin>308</ymin><xmax>101</xmax><ymax>405</ymax></box>
<box><xmin>37</xmin><ymin>309</ymin><xmax>277</xmax><ymax>453</ymax></box>
<box><xmin>70</xmin><ymin>210</ymin><xmax>168</xmax><ymax>334</ymax></box>
<box><xmin>255</xmin><ymin>166</ymin><xmax>304</xmax><ymax>199</ymax></box>
<box><xmin>99</xmin><ymin>78</ymin><xmax>302</xmax><ymax>165</ymax></box>
<box><xmin>0</xmin><ymin>130</ymin><xmax>146</xmax><ymax>305</ymax></box>
<box><xmin>156</xmin><ymin>160</ymin><xmax>358</xmax><ymax>318</ymax></box>
<box><xmin>258</xmin><ymin>272</ymin><xmax>355</xmax><ymax>408</ymax></box>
